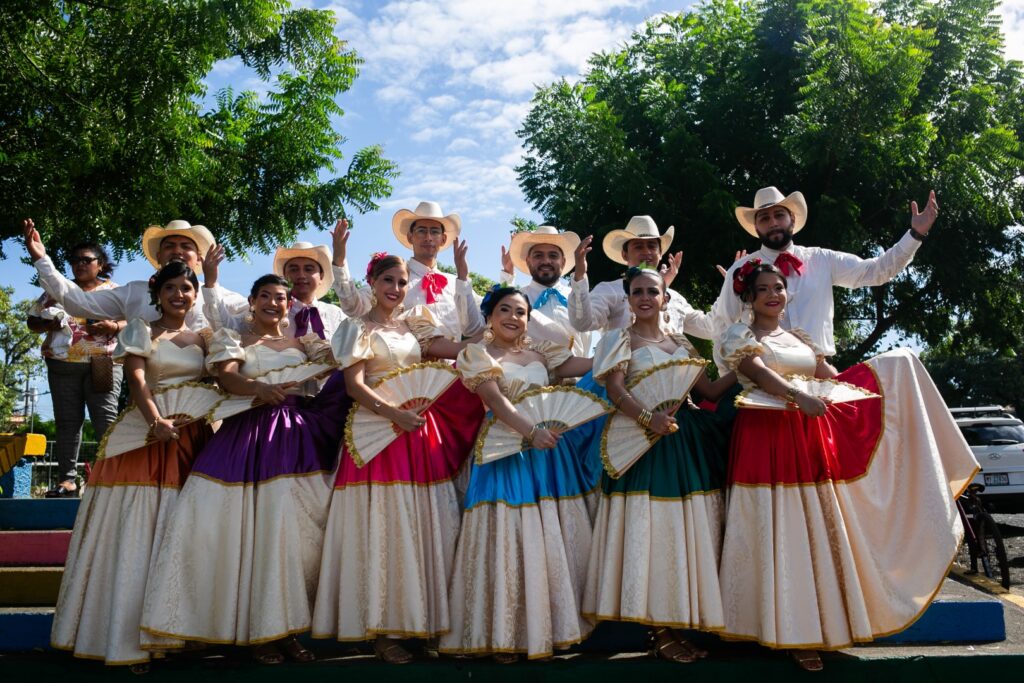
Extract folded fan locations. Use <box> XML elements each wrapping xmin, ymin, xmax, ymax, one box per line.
<box><xmin>345</xmin><ymin>362</ymin><xmax>459</xmax><ymax>467</ymax></box>
<box><xmin>98</xmin><ymin>382</ymin><xmax>224</xmax><ymax>459</ymax></box>
<box><xmin>735</xmin><ymin>375</ymin><xmax>880</xmax><ymax>410</ymax></box>
<box><xmin>474</xmin><ymin>386</ymin><xmax>612</xmax><ymax>464</ymax></box>
<box><xmin>601</xmin><ymin>358</ymin><xmax>709</xmax><ymax>478</ymax></box>
<box><xmin>208</xmin><ymin>361</ymin><xmax>336</xmax><ymax>422</ymax></box>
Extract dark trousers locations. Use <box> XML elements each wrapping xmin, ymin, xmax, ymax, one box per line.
<box><xmin>45</xmin><ymin>358</ymin><xmax>123</xmax><ymax>481</ymax></box>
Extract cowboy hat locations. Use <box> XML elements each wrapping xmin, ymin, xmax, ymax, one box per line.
<box><xmin>735</xmin><ymin>186</ymin><xmax>808</xmax><ymax>237</ymax></box>
<box><xmin>601</xmin><ymin>216</ymin><xmax>675</xmax><ymax>266</ymax></box>
<box><xmin>510</xmin><ymin>225</ymin><xmax>580</xmax><ymax>276</ymax></box>
<box><xmin>273</xmin><ymin>242</ymin><xmax>334</xmax><ymax>300</ymax></box>
<box><xmin>141</xmin><ymin>220</ymin><xmax>215</xmax><ymax>268</ymax></box>
<box><xmin>391</xmin><ymin>201</ymin><xmax>461</xmax><ymax>251</ymax></box>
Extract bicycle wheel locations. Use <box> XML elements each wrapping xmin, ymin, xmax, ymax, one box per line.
<box><xmin>972</xmin><ymin>511</ymin><xmax>1011</xmax><ymax>589</ymax></box>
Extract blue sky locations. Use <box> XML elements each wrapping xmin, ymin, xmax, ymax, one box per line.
<box><xmin>5</xmin><ymin>0</ymin><xmax>1024</xmax><ymax>421</ymax></box>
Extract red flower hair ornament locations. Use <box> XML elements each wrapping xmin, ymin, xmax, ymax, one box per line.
<box><xmin>731</xmin><ymin>258</ymin><xmax>763</xmax><ymax>295</ymax></box>
<box><xmin>366</xmin><ymin>251</ymin><xmax>389</xmax><ymax>282</ymax></box>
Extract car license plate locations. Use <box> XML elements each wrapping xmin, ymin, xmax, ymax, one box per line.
<box><xmin>984</xmin><ymin>473</ymin><xmax>1010</xmax><ymax>486</ymax></box>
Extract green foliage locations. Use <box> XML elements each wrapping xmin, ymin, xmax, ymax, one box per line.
<box><xmin>0</xmin><ymin>287</ymin><xmax>43</xmax><ymax>430</ymax></box>
<box><xmin>0</xmin><ymin>0</ymin><xmax>398</xmax><ymax>264</ymax></box>
<box><xmin>923</xmin><ymin>341</ymin><xmax>1023</xmax><ymax>416</ymax></box>
<box><xmin>436</xmin><ymin>263</ymin><xmax>496</xmax><ymax>298</ymax></box>
<box><xmin>510</xmin><ymin>215</ymin><xmax>539</xmax><ymax>234</ymax></box>
<box><xmin>517</xmin><ymin>0</ymin><xmax>1024</xmax><ymax>365</ymax></box>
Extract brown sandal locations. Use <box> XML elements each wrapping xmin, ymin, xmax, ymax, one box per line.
<box><xmin>671</xmin><ymin>629</ymin><xmax>708</xmax><ymax>659</ymax></box>
<box><xmin>252</xmin><ymin>642</ymin><xmax>284</xmax><ymax>665</ymax></box>
<box><xmin>791</xmin><ymin>649</ymin><xmax>824</xmax><ymax>672</ymax></box>
<box><xmin>280</xmin><ymin>635</ymin><xmax>315</xmax><ymax>663</ymax></box>
<box><xmin>651</xmin><ymin>627</ymin><xmax>697</xmax><ymax>664</ymax></box>
<box><xmin>374</xmin><ymin>637</ymin><xmax>413</xmax><ymax>665</ymax></box>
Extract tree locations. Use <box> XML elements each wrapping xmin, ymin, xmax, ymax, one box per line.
<box><xmin>0</xmin><ymin>0</ymin><xmax>397</xmax><ymax>263</ymax></box>
<box><xmin>0</xmin><ymin>287</ymin><xmax>43</xmax><ymax>430</ymax></box>
<box><xmin>923</xmin><ymin>341</ymin><xmax>1023</xmax><ymax>416</ymax></box>
<box><xmin>517</xmin><ymin>0</ymin><xmax>1024</xmax><ymax>366</ymax></box>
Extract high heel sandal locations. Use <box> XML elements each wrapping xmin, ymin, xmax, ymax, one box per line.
<box><xmin>280</xmin><ymin>635</ymin><xmax>315</xmax><ymax>662</ymax></box>
<box><xmin>791</xmin><ymin>649</ymin><xmax>824</xmax><ymax>672</ymax></box>
<box><xmin>374</xmin><ymin>637</ymin><xmax>413</xmax><ymax>665</ymax></box>
<box><xmin>650</xmin><ymin>627</ymin><xmax>697</xmax><ymax>664</ymax></box>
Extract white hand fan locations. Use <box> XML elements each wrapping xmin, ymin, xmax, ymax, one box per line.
<box><xmin>98</xmin><ymin>382</ymin><xmax>225</xmax><ymax>459</ymax></box>
<box><xmin>735</xmin><ymin>374</ymin><xmax>880</xmax><ymax>410</ymax></box>
<box><xmin>346</xmin><ymin>362</ymin><xmax>459</xmax><ymax>467</ymax></box>
<box><xmin>473</xmin><ymin>386</ymin><xmax>612</xmax><ymax>464</ymax></box>
<box><xmin>208</xmin><ymin>361</ymin><xmax>336</xmax><ymax>422</ymax></box>
<box><xmin>601</xmin><ymin>358</ymin><xmax>709</xmax><ymax>478</ymax></box>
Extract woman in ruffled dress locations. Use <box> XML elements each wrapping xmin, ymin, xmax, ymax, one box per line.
<box><xmin>438</xmin><ymin>286</ymin><xmax>599</xmax><ymax>663</ymax></box>
<box><xmin>142</xmin><ymin>274</ymin><xmax>337</xmax><ymax>664</ymax></box>
<box><xmin>582</xmin><ymin>266</ymin><xmax>737</xmax><ymax>663</ymax></box>
<box><xmin>717</xmin><ymin>262</ymin><xmax>978</xmax><ymax>671</ymax></box>
<box><xmin>51</xmin><ymin>262</ymin><xmax>211</xmax><ymax>672</ymax></box>
<box><xmin>312</xmin><ymin>253</ymin><xmax>484</xmax><ymax>664</ymax></box>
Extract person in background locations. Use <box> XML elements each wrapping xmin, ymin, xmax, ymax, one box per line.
<box><xmin>27</xmin><ymin>241</ymin><xmax>124</xmax><ymax>497</ymax></box>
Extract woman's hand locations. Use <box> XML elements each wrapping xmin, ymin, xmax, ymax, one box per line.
<box><xmin>529</xmin><ymin>427</ymin><xmax>560</xmax><ymax>450</ymax></box>
<box><xmin>454</xmin><ymin>237</ymin><xmax>470</xmax><ymax>280</ymax></box>
<box><xmin>200</xmin><ymin>244</ymin><xmax>225</xmax><ymax>286</ymax></box>
<box><xmin>331</xmin><ymin>218</ymin><xmax>349</xmax><ymax>266</ymax></box>
<box><xmin>573</xmin><ymin>235</ymin><xmax>592</xmax><ymax>281</ymax></box>
<box><xmin>254</xmin><ymin>381</ymin><xmax>291</xmax><ymax>406</ymax></box>
<box><xmin>85</xmin><ymin>320</ymin><xmax>119</xmax><ymax>336</ymax></box>
<box><xmin>391</xmin><ymin>408</ymin><xmax>426</xmax><ymax>433</ymax></box>
<box><xmin>23</xmin><ymin>218</ymin><xmax>46</xmax><ymax>262</ymax></box>
<box><xmin>648</xmin><ymin>411</ymin><xmax>678</xmax><ymax>436</ymax></box>
<box><xmin>151</xmin><ymin>417</ymin><xmax>180</xmax><ymax>442</ymax></box>
<box><xmin>795</xmin><ymin>392</ymin><xmax>828</xmax><ymax>417</ymax></box>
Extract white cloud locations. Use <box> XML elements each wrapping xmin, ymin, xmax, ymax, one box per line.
<box><xmin>998</xmin><ymin>0</ymin><xmax>1024</xmax><ymax>62</ymax></box>
<box><xmin>375</xmin><ymin>83</ymin><xmax>417</xmax><ymax>104</ymax></box>
<box><xmin>446</xmin><ymin>137</ymin><xmax>479</xmax><ymax>152</ymax></box>
<box><xmin>410</xmin><ymin>126</ymin><xmax>452</xmax><ymax>142</ymax></box>
<box><xmin>428</xmin><ymin>94</ymin><xmax>459</xmax><ymax>110</ymax></box>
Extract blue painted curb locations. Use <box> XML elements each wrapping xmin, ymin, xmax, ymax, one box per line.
<box><xmin>0</xmin><ymin>499</ymin><xmax>80</xmax><ymax>530</ymax></box>
<box><xmin>877</xmin><ymin>599</ymin><xmax>1006</xmax><ymax>643</ymax></box>
<box><xmin>0</xmin><ymin>610</ymin><xmax>54</xmax><ymax>652</ymax></box>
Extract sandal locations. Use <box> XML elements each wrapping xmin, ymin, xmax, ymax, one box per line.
<box><xmin>374</xmin><ymin>637</ymin><xmax>413</xmax><ymax>665</ymax></box>
<box><xmin>129</xmin><ymin>662</ymin><xmax>150</xmax><ymax>675</ymax></box>
<box><xmin>252</xmin><ymin>642</ymin><xmax>284</xmax><ymax>665</ymax></box>
<box><xmin>493</xmin><ymin>652</ymin><xmax>519</xmax><ymax>664</ymax></box>
<box><xmin>45</xmin><ymin>481</ymin><xmax>79</xmax><ymax>498</ymax></box>
<box><xmin>650</xmin><ymin>627</ymin><xmax>697</xmax><ymax>664</ymax></box>
<box><xmin>791</xmin><ymin>649</ymin><xmax>824</xmax><ymax>672</ymax></box>
<box><xmin>280</xmin><ymin>635</ymin><xmax>315</xmax><ymax>663</ymax></box>
<box><xmin>671</xmin><ymin>629</ymin><xmax>708</xmax><ymax>659</ymax></box>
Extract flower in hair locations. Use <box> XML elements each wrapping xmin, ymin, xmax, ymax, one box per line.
<box><xmin>365</xmin><ymin>252</ymin><xmax>389</xmax><ymax>281</ymax></box>
<box><xmin>480</xmin><ymin>284</ymin><xmax>502</xmax><ymax>310</ymax></box>
<box><xmin>732</xmin><ymin>258</ymin><xmax>763</xmax><ymax>295</ymax></box>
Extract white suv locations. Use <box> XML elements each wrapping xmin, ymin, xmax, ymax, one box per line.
<box><xmin>953</xmin><ymin>406</ymin><xmax>1024</xmax><ymax>513</ymax></box>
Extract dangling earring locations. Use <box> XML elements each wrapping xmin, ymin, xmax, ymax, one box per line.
<box><xmin>779</xmin><ymin>308</ymin><xmax>786</xmax><ymax>320</ymax></box>
<box><xmin>281</xmin><ymin>318</ymin><xmax>290</xmax><ymax>329</ymax></box>
<box><xmin>396</xmin><ymin>303</ymin><xmax>405</xmax><ymax>315</ymax></box>
<box><xmin>245</xmin><ymin>307</ymin><xmax>255</xmax><ymax>323</ymax></box>
<box><xmin>483</xmin><ymin>327</ymin><xmax>495</xmax><ymax>344</ymax></box>
<box><xmin>515</xmin><ymin>333</ymin><xmax>532</xmax><ymax>351</ymax></box>
<box><xmin>662</xmin><ymin>307</ymin><xmax>670</xmax><ymax>325</ymax></box>
<box><xmin>370</xmin><ymin>292</ymin><xmax>378</xmax><ymax>308</ymax></box>
<box><xmin>630</xmin><ymin>311</ymin><xmax>637</xmax><ymax>325</ymax></box>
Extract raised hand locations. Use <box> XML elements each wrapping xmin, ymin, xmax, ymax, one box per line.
<box><xmin>910</xmin><ymin>190</ymin><xmax>939</xmax><ymax>236</ymax></box>
<box><xmin>331</xmin><ymin>218</ymin><xmax>350</xmax><ymax>266</ymax></box>
<box><xmin>716</xmin><ymin>250</ymin><xmax>748</xmax><ymax>278</ymax></box>
<box><xmin>660</xmin><ymin>251</ymin><xmax>683</xmax><ymax>286</ymax></box>
<box><xmin>454</xmin><ymin>237</ymin><xmax>470</xmax><ymax>280</ymax></box>
<box><xmin>573</xmin><ymin>235</ymin><xmax>593</xmax><ymax>281</ymax></box>
<box><xmin>23</xmin><ymin>218</ymin><xmax>46</xmax><ymax>262</ymax></box>
<box><xmin>200</xmin><ymin>243</ymin><xmax>226</xmax><ymax>286</ymax></box>
<box><xmin>500</xmin><ymin>244</ymin><xmax>513</xmax><ymax>275</ymax></box>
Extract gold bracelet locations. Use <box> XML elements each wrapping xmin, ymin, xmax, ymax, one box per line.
<box><xmin>613</xmin><ymin>391</ymin><xmax>632</xmax><ymax>408</ymax></box>
<box><xmin>785</xmin><ymin>386</ymin><xmax>799</xmax><ymax>403</ymax></box>
<box><xmin>527</xmin><ymin>426</ymin><xmax>538</xmax><ymax>443</ymax></box>
<box><xmin>637</xmin><ymin>409</ymin><xmax>653</xmax><ymax>429</ymax></box>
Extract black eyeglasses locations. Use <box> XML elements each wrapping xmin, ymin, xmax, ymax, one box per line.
<box><xmin>69</xmin><ymin>256</ymin><xmax>100</xmax><ymax>265</ymax></box>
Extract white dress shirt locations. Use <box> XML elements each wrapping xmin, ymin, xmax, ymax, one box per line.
<box><xmin>499</xmin><ymin>272</ymin><xmax>592</xmax><ymax>357</ymax></box>
<box><xmin>698</xmin><ymin>231</ymin><xmax>922</xmax><ymax>357</ymax></box>
<box><xmin>210</xmin><ymin>297</ymin><xmax>346</xmax><ymax>340</ymax></box>
<box><xmin>332</xmin><ymin>258</ymin><xmax>484</xmax><ymax>341</ymax></box>
<box><xmin>33</xmin><ymin>255</ymin><xmax>248</xmax><ymax>332</ymax></box>
<box><xmin>568</xmin><ymin>275</ymin><xmax>709</xmax><ymax>338</ymax></box>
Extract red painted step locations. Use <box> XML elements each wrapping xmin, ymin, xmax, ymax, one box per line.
<box><xmin>0</xmin><ymin>530</ymin><xmax>72</xmax><ymax>566</ymax></box>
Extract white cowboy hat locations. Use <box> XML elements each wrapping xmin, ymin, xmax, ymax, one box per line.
<box><xmin>141</xmin><ymin>220</ymin><xmax>215</xmax><ymax>268</ymax></box>
<box><xmin>391</xmin><ymin>201</ymin><xmax>461</xmax><ymax>251</ymax></box>
<box><xmin>273</xmin><ymin>242</ymin><xmax>334</xmax><ymax>300</ymax></box>
<box><xmin>601</xmin><ymin>216</ymin><xmax>675</xmax><ymax>266</ymax></box>
<box><xmin>735</xmin><ymin>186</ymin><xmax>808</xmax><ymax>237</ymax></box>
<box><xmin>510</xmin><ymin>225</ymin><xmax>580</xmax><ymax>276</ymax></box>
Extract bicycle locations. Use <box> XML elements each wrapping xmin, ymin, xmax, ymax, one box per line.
<box><xmin>955</xmin><ymin>483</ymin><xmax>1010</xmax><ymax>589</ymax></box>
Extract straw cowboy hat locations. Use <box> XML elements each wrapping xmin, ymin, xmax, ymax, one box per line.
<box><xmin>141</xmin><ymin>220</ymin><xmax>215</xmax><ymax>268</ymax></box>
<box><xmin>602</xmin><ymin>216</ymin><xmax>675</xmax><ymax>265</ymax></box>
<box><xmin>735</xmin><ymin>186</ymin><xmax>808</xmax><ymax>238</ymax></box>
<box><xmin>273</xmin><ymin>242</ymin><xmax>334</xmax><ymax>300</ymax></box>
<box><xmin>510</xmin><ymin>225</ymin><xmax>580</xmax><ymax>276</ymax></box>
<box><xmin>391</xmin><ymin>201</ymin><xmax>461</xmax><ymax>251</ymax></box>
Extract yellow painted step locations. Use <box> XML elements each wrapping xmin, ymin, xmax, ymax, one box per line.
<box><xmin>0</xmin><ymin>566</ymin><xmax>62</xmax><ymax>606</ymax></box>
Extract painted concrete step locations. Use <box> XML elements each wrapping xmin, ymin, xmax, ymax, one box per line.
<box><xmin>0</xmin><ymin>530</ymin><xmax>72</xmax><ymax>566</ymax></box>
<box><xmin>0</xmin><ymin>499</ymin><xmax>79</xmax><ymax>531</ymax></box>
<box><xmin>0</xmin><ymin>580</ymin><xmax>1005</xmax><ymax>653</ymax></box>
<box><xmin>0</xmin><ymin>567</ymin><xmax>63</xmax><ymax>606</ymax></box>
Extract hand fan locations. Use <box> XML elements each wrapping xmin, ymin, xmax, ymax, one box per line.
<box><xmin>735</xmin><ymin>375</ymin><xmax>880</xmax><ymax>410</ymax></box>
<box><xmin>208</xmin><ymin>361</ymin><xmax>336</xmax><ymax>422</ymax></box>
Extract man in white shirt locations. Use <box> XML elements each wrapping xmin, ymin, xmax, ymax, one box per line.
<box><xmin>23</xmin><ymin>219</ymin><xmax>249</xmax><ymax>331</ymax></box>
<box><xmin>498</xmin><ymin>225</ymin><xmax>591</xmax><ymax>357</ymax></box>
<box><xmin>329</xmin><ymin>201</ymin><xmax>485</xmax><ymax>340</ymax></box>
<box><xmin>698</xmin><ymin>186</ymin><xmax>938</xmax><ymax>359</ymax></box>
<box><xmin>204</xmin><ymin>241</ymin><xmax>346</xmax><ymax>340</ymax></box>
<box><xmin>569</xmin><ymin>215</ymin><xmax>708</xmax><ymax>335</ymax></box>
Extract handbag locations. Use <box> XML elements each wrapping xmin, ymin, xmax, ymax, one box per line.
<box><xmin>90</xmin><ymin>354</ymin><xmax>115</xmax><ymax>393</ymax></box>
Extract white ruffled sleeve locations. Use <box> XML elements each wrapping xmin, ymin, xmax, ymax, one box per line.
<box><xmin>719</xmin><ymin>323</ymin><xmax>765</xmax><ymax>371</ymax></box>
<box><xmin>205</xmin><ymin>328</ymin><xmax>247</xmax><ymax>373</ymax></box>
<box><xmin>112</xmin><ymin>318</ymin><xmax>152</xmax><ymax>360</ymax></box>
<box><xmin>331</xmin><ymin>317</ymin><xmax>374</xmax><ymax>370</ymax></box>
<box><xmin>592</xmin><ymin>327</ymin><xmax>631</xmax><ymax>384</ymax></box>
<box><xmin>403</xmin><ymin>305</ymin><xmax>443</xmax><ymax>354</ymax></box>
<box><xmin>457</xmin><ymin>342</ymin><xmax>504</xmax><ymax>393</ymax></box>
<box><xmin>789</xmin><ymin>328</ymin><xmax>827</xmax><ymax>364</ymax></box>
